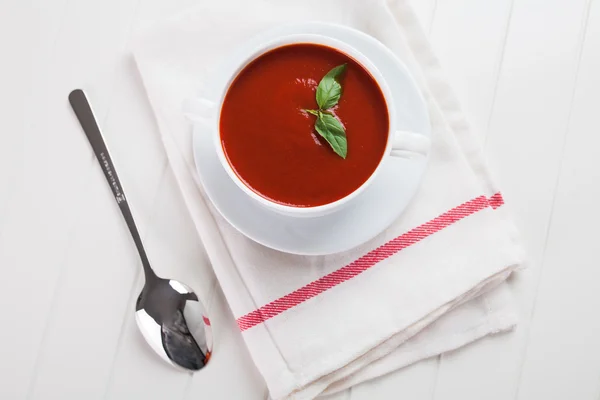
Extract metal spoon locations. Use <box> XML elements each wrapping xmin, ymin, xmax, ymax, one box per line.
<box><xmin>68</xmin><ymin>89</ymin><xmax>212</xmax><ymax>371</ymax></box>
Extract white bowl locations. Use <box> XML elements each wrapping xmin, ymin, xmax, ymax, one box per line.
<box><xmin>189</xmin><ymin>22</ymin><xmax>432</xmax><ymax>254</ymax></box>
<box><xmin>185</xmin><ymin>33</ymin><xmax>429</xmax><ymax>218</ymax></box>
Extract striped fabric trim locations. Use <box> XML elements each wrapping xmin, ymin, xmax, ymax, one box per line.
<box><xmin>237</xmin><ymin>193</ymin><xmax>504</xmax><ymax>331</ymax></box>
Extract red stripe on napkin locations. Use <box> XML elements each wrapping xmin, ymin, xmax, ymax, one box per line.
<box><xmin>237</xmin><ymin>193</ymin><xmax>504</xmax><ymax>331</ymax></box>
<box><xmin>489</xmin><ymin>192</ymin><xmax>504</xmax><ymax>209</ymax></box>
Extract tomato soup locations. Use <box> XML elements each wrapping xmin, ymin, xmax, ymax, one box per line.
<box><xmin>220</xmin><ymin>43</ymin><xmax>389</xmax><ymax>207</ymax></box>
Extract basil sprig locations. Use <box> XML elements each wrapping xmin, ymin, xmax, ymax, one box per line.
<box><xmin>303</xmin><ymin>64</ymin><xmax>348</xmax><ymax>159</ymax></box>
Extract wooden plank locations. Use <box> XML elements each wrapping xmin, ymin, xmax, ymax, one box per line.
<box><xmin>0</xmin><ymin>1</ymin><xmax>30</xmax><ymax>233</ymax></box>
<box><xmin>0</xmin><ymin>0</ymin><xmax>148</xmax><ymax>398</ymax></box>
<box><xmin>433</xmin><ymin>0</ymin><xmax>591</xmax><ymax>399</ymax></box>
<box><xmin>0</xmin><ymin>0</ymin><xmax>68</xmax><ymax>230</ymax></box>
<box><xmin>0</xmin><ymin>1</ymin><xmax>86</xmax><ymax>399</ymax></box>
<box><xmin>429</xmin><ymin>0</ymin><xmax>514</xmax><ymax>140</ymax></box>
<box><xmin>515</xmin><ymin>1</ymin><xmax>600</xmax><ymax>399</ymax></box>
<box><xmin>22</xmin><ymin>0</ymin><xmax>208</xmax><ymax>397</ymax></box>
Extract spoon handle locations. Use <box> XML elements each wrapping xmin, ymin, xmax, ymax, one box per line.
<box><xmin>69</xmin><ymin>89</ymin><xmax>157</xmax><ymax>281</ymax></box>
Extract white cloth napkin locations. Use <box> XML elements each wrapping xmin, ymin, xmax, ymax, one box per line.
<box><xmin>132</xmin><ymin>0</ymin><xmax>525</xmax><ymax>399</ymax></box>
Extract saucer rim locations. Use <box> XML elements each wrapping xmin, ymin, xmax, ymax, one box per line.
<box><xmin>191</xmin><ymin>22</ymin><xmax>431</xmax><ymax>255</ymax></box>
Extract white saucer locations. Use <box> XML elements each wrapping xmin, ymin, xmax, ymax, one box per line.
<box><xmin>192</xmin><ymin>22</ymin><xmax>431</xmax><ymax>255</ymax></box>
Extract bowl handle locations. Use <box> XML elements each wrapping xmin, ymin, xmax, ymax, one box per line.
<box><xmin>390</xmin><ymin>130</ymin><xmax>431</xmax><ymax>159</ymax></box>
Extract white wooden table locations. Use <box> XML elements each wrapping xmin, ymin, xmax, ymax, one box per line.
<box><xmin>2</xmin><ymin>0</ymin><xmax>599</xmax><ymax>399</ymax></box>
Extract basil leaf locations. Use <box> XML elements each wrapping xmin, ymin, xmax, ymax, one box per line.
<box><xmin>315</xmin><ymin>112</ymin><xmax>347</xmax><ymax>159</ymax></box>
<box><xmin>316</xmin><ymin>64</ymin><xmax>347</xmax><ymax>110</ymax></box>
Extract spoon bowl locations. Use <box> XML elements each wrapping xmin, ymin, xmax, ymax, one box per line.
<box><xmin>135</xmin><ymin>278</ymin><xmax>212</xmax><ymax>370</ymax></box>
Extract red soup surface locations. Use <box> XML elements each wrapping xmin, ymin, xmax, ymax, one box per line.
<box><xmin>220</xmin><ymin>43</ymin><xmax>389</xmax><ymax>207</ymax></box>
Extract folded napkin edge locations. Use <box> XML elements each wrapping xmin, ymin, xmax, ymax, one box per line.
<box><xmin>277</xmin><ymin>267</ymin><xmax>518</xmax><ymax>399</ymax></box>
